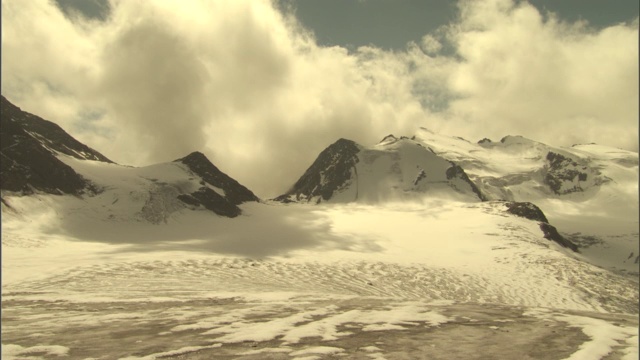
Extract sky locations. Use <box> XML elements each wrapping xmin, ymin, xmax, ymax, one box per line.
<box><xmin>2</xmin><ymin>0</ymin><xmax>638</xmax><ymax>198</ymax></box>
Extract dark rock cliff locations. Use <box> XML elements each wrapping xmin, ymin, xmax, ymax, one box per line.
<box><xmin>1</xmin><ymin>95</ymin><xmax>110</xmax><ymax>195</ymax></box>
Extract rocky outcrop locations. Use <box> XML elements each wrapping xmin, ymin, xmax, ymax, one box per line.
<box><xmin>504</xmin><ymin>202</ymin><xmax>549</xmax><ymax>223</ymax></box>
<box><xmin>504</xmin><ymin>201</ymin><xmax>578</xmax><ymax>252</ymax></box>
<box><xmin>176</xmin><ymin>151</ymin><xmax>258</xmax><ymax>205</ymax></box>
<box><xmin>177</xmin><ymin>187</ymin><xmax>241</xmax><ymax>218</ymax></box>
<box><xmin>539</xmin><ymin>223</ymin><xmax>579</xmax><ymax>252</ymax></box>
<box><xmin>544</xmin><ymin>152</ymin><xmax>603</xmax><ymax>195</ymax></box>
<box><xmin>174</xmin><ymin>152</ymin><xmax>259</xmax><ymax>217</ymax></box>
<box><xmin>446</xmin><ymin>162</ymin><xmax>486</xmax><ymax>201</ymax></box>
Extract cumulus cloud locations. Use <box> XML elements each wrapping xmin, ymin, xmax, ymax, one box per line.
<box><xmin>1</xmin><ymin>0</ymin><xmax>637</xmax><ymax>197</ymax></box>
<box><xmin>439</xmin><ymin>0</ymin><xmax>639</xmax><ymax>150</ymax></box>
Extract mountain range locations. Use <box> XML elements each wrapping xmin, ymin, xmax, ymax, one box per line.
<box><xmin>2</xmin><ymin>95</ymin><xmax>637</xmax><ymax>267</ymax></box>
<box><xmin>2</xmin><ymin>94</ymin><xmax>639</xmax><ymax>358</ymax></box>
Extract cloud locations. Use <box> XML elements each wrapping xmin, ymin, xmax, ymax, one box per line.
<box><xmin>1</xmin><ymin>0</ymin><xmax>638</xmax><ymax>198</ymax></box>
<box><xmin>439</xmin><ymin>0</ymin><xmax>639</xmax><ymax>150</ymax></box>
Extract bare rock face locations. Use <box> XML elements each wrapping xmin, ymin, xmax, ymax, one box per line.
<box><xmin>275</xmin><ymin>138</ymin><xmax>361</xmax><ymax>203</ymax></box>
<box><xmin>177</xmin><ymin>187</ymin><xmax>241</xmax><ymax>218</ymax></box>
<box><xmin>504</xmin><ymin>201</ymin><xmax>578</xmax><ymax>252</ymax></box>
<box><xmin>504</xmin><ymin>201</ymin><xmax>549</xmax><ymax>223</ymax></box>
<box><xmin>1</xmin><ymin>95</ymin><xmax>110</xmax><ymax>195</ymax></box>
<box><xmin>174</xmin><ymin>152</ymin><xmax>259</xmax><ymax>217</ymax></box>
<box><xmin>544</xmin><ymin>152</ymin><xmax>604</xmax><ymax>195</ymax></box>
<box><xmin>445</xmin><ymin>162</ymin><xmax>487</xmax><ymax>201</ymax></box>
<box><xmin>539</xmin><ymin>223</ymin><xmax>579</xmax><ymax>252</ymax></box>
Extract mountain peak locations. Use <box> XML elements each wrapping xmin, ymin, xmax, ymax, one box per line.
<box><xmin>277</xmin><ymin>136</ymin><xmax>485</xmax><ymax>203</ymax></box>
<box><xmin>275</xmin><ymin>138</ymin><xmax>361</xmax><ymax>203</ymax></box>
<box><xmin>176</xmin><ymin>151</ymin><xmax>208</xmax><ymax>163</ymax></box>
<box><xmin>379</xmin><ymin>134</ymin><xmax>398</xmax><ymax>144</ymax></box>
<box><xmin>175</xmin><ymin>150</ymin><xmax>259</xmax><ymax>206</ymax></box>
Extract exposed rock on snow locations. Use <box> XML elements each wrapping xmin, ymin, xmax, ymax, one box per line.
<box><xmin>445</xmin><ymin>162</ymin><xmax>486</xmax><ymax>201</ymax></box>
<box><xmin>504</xmin><ymin>201</ymin><xmax>549</xmax><ymax>223</ymax></box>
<box><xmin>275</xmin><ymin>138</ymin><xmax>361</xmax><ymax>203</ymax></box>
<box><xmin>504</xmin><ymin>202</ymin><xmax>577</xmax><ymax>251</ymax></box>
<box><xmin>540</xmin><ymin>222</ymin><xmax>579</xmax><ymax>252</ymax></box>
<box><xmin>178</xmin><ymin>187</ymin><xmax>242</xmax><ymax>218</ymax></box>
<box><xmin>544</xmin><ymin>151</ymin><xmax>605</xmax><ymax>195</ymax></box>
<box><xmin>176</xmin><ymin>151</ymin><xmax>258</xmax><ymax>206</ymax></box>
<box><xmin>174</xmin><ymin>151</ymin><xmax>259</xmax><ymax>217</ymax></box>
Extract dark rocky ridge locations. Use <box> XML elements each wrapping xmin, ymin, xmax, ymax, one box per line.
<box><xmin>445</xmin><ymin>162</ymin><xmax>487</xmax><ymax>201</ymax></box>
<box><xmin>504</xmin><ymin>202</ymin><xmax>549</xmax><ymax>223</ymax></box>
<box><xmin>174</xmin><ymin>152</ymin><xmax>259</xmax><ymax>217</ymax></box>
<box><xmin>544</xmin><ymin>152</ymin><xmax>603</xmax><ymax>195</ymax></box>
<box><xmin>275</xmin><ymin>138</ymin><xmax>360</xmax><ymax>203</ymax></box>
<box><xmin>539</xmin><ymin>223</ymin><xmax>579</xmax><ymax>252</ymax></box>
<box><xmin>176</xmin><ymin>151</ymin><xmax>259</xmax><ymax>205</ymax></box>
<box><xmin>1</xmin><ymin>95</ymin><xmax>110</xmax><ymax>195</ymax></box>
<box><xmin>504</xmin><ymin>201</ymin><xmax>578</xmax><ymax>252</ymax></box>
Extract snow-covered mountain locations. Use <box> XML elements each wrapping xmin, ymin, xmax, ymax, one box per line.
<box><xmin>415</xmin><ymin>127</ymin><xmax>639</xmax><ymax>273</ymax></box>
<box><xmin>276</xmin><ymin>135</ymin><xmax>485</xmax><ymax>204</ymax></box>
<box><xmin>1</xmin><ymin>95</ymin><xmax>111</xmax><ymax>197</ymax></box>
<box><xmin>0</xmin><ymin>96</ymin><xmax>259</xmax><ymax>219</ymax></box>
<box><xmin>416</xmin><ymin>127</ymin><xmax>622</xmax><ymax>202</ymax></box>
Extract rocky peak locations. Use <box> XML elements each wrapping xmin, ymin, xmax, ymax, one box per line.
<box><xmin>174</xmin><ymin>151</ymin><xmax>259</xmax><ymax>206</ymax></box>
<box><xmin>275</xmin><ymin>138</ymin><xmax>361</xmax><ymax>203</ymax></box>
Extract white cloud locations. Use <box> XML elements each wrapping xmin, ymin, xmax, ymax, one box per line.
<box><xmin>439</xmin><ymin>0</ymin><xmax>639</xmax><ymax>148</ymax></box>
<box><xmin>1</xmin><ymin>0</ymin><xmax>637</xmax><ymax>197</ymax></box>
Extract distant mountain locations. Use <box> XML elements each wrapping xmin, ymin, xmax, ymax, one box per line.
<box><xmin>414</xmin><ymin>128</ymin><xmax>623</xmax><ymax>202</ymax></box>
<box><xmin>414</xmin><ymin>127</ymin><xmax>638</xmax><ymax>270</ymax></box>
<box><xmin>0</xmin><ymin>95</ymin><xmax>258</xmax><ymax>219</ymax></box>
<box><xmin>276</xmin><ymin>135</ymin><xmax>485</xmax><ymax>203</ymax></box>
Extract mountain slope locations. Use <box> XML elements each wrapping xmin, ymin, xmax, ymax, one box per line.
<box><xmin>415</xmin><ymin>127</ymin><xmax>639</xmax><ymax>273</ymax></box>
<box><xmin>1</xmin><ymin>95</ymin><xmax>111</xmax><ymax>195</ymax></box>
<box><xmin>415</xmin><ymin>128</ymin><xmax>626</xmax><ymax>202</ymax></box>
<box><xmin>0</xmin><ymin>96</ymin><xmax>259</xmax><ymax>219</ymax></box>
<box><xmin>276</xmin><ymin>135</ymin><xmax>485</xmax><ymax>203</ymax></box>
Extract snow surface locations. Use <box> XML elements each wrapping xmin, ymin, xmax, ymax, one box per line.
<box><xmin>2</xmin><ymin>133</ymin><xmax>638</xmax><ymax>359</ymax></box>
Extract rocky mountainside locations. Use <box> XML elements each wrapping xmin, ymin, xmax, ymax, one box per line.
<box><xmin>0</xmin><ymin>96</ymin><xmax>258</xmax><ymax>219</ymax></box>
<box><xmin>1</xmin><ymin>95</ymin><xmax>111</xmax><ymax>196</ymax></box>
<box><xmin>174</xmin><ymin>152</ymin><xmax>259</xmax><ymax>218</ymax></box>
<box><xmin>276</xmin><ymin>135</ymin><xmax>485</xmax><ymax>204</ymax></box>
